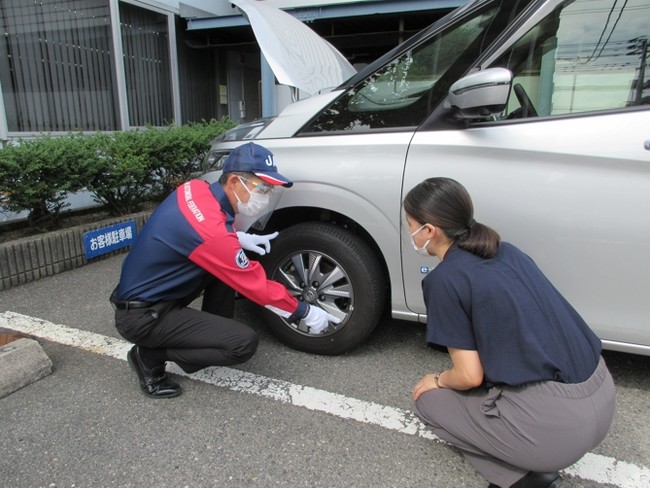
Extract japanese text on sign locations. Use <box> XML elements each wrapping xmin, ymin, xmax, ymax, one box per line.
<box><xmin>83</xmin><ymin>220</ymin><xmax>137</xmax><ymax>260</ymax></box>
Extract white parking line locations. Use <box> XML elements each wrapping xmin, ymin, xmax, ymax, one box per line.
<box><xmin>1</xmin><ymin>311</ymin><xmax>649</xmax><ymax>487</ymax></box>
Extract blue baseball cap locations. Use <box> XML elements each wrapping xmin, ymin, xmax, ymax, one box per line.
<box><xmin>222</xmin><ymin>142</ymin><xmax>293</xmax><ymax>188</ymax></box>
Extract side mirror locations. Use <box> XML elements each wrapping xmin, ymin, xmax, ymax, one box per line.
<box><xmin>447</xmin><ymin>68</ymin><xmax>512</xmax><ymax>119</ymax></box>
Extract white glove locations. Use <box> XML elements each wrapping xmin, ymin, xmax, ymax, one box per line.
<box><xmin>237</xmin><ymin>231</ymin><xmax>279</xmax><ymax>256</ymax></box>
<box><xmin>303</xmin><ymin>305</ymin><xmax>342</xmax><ymax>334</ymax></box>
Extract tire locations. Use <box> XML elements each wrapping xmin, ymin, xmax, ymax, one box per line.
<box><xmin>260</xmin><ymin>222</ymin><xmax>387</xmax><ymax>355</ymax></box>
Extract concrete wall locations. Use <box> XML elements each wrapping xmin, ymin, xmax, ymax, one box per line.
<box><xmin>0</xmin><ymin>211</ymin><xmax>152</xmax><ymax>292</ymax></box>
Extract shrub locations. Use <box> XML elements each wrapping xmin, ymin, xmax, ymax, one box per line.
<box><xmin>0</xmin><ymin>133</ymin><xmax>96</xmax><ymax>230</ymax></box>
<box><xmin>87</xmin><ymin>118</ymin><xmax>235</xmax><ymax>214</ymax></box>
<box><xmin>144</xmin><ymin>119</ymin><xmax>235</xmax><ymax>200</ymax></box>
<box><xmin>85</xmin><ymin>130</ymin><xmax>154</xmax><ymax>216</ymax></box>
<box><xmin>0</xmin><ymin>117</ymin><xmax>236</xmax><ymax>228</ymax></box>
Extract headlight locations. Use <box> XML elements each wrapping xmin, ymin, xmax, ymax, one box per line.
<box><xmin>202</xmin><ymin>150</ymin><xmax>231</xmax><ymax>172</ymax></box>
<box><xmin>220</xmin><ymin>118</ymin><xmax>275</xmax><ymax>142</ymax></box>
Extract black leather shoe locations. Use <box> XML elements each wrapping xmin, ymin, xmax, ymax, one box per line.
<box><xmin>127</xmin><ymin>346</ymin><xmax>182</xmax><ymax>399</ymax></box>
<box><xmin>488</xmin><ymin>471</ymin><xmax>562</xmax><ymax>488</ymax></box>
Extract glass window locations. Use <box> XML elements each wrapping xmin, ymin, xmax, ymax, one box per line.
<box><xmin>301</xmin><ymin>0</ymin><xmax>535</xmax><ymax>134</ymax></box>
<box><xmin>494</xmin><ymin>0</ymin><xmax>650</xmax><ymax>120</ymax></box>
<box><xmin>120</xmin><ymin>2</ymin><xmax>173</xmax><ymax>127</ymax></box>
<box><xmin>0</xmin><ymin>0</ymin><xmax>174</xmax><ymax>133</ymax></box>
<box><xmin>0</xmin><ymin>0</ymin><xmax>117</xmax><ymax>132</ymax></box>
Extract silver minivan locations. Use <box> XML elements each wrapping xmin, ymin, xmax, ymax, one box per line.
<box><xmin>202</xmin><ymin>0</ymin><xmax>650</xmax><ymax>356</ymax></box>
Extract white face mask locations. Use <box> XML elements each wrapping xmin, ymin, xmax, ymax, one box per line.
<box><xmin>235</xmin><ymin>177</ymin><xmax>270</xmax><ymax>217</ymax></box>
<box><xmin>410</xmin><ymin>224</ymin><xmax>431</xmax><ymax>257</ymax></box>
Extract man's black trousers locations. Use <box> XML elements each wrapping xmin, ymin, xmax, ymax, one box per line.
<box><xmin>113</xmin><ymin>280</ymin><xmax>259</xmax><ymax>373</ymax></box>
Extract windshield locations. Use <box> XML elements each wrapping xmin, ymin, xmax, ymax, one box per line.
<box><xmin>301</xmin><ymin>0</ymin><xmax>535</xmax><ymax>134</ymax></box>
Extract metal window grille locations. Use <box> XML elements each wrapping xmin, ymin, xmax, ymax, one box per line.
<box><xmin>119</xmin><ymin>2</ymin><xmax>173</xmax><ymax>127</ymax></box>
<box><xmin>0</xmin><ymin>0</ymin><xmax>175</xmax><ymax>133</ymax></box>
<box><xmin>0</xmin><ymin>0</ymin><xmax>118</xmax><ymax>132</ymax></box>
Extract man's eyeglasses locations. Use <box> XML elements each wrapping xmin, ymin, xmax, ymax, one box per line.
<box><xmin>240</xmin><ymin>176</ymin><xmax>275</xmax><ymax>194</ymax></box>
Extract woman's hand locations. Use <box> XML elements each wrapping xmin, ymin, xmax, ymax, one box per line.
<box><xmin>412</xmin><ymin>373</ymin><xmax>440</xmax><ymax>400</ymax></box>
<box><xmin>412</xmin><ymin>348</ymin><xmax>484</xmax><ymax>401</ymax></box>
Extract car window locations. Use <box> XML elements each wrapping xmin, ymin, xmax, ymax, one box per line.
<box><xmin>494</xmin><ymin>0</ymin><xmax>650</xmax><ymax>119</ymax></box>
<box><xmin>300</xmin><ymin>0</ymin><xmax>535</xmax><ymax>134</ymax></box>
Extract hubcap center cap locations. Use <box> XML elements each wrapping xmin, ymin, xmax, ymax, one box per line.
<box><xmin>302</xmin><ymin>288</ymin><xmax>318</xmax><ymax>303</ymax></box>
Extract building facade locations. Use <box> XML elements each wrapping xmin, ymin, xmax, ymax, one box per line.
<box><xmin>0</xmin><ymin>0</ymin><xmax>463</xmax><ymax>143</ymax></box>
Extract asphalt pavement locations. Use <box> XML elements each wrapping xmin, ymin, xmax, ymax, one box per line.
<box><xmin>1</xmin><ymin>254</ymin><xmax>649</xmax><ymax>488</ymax></box>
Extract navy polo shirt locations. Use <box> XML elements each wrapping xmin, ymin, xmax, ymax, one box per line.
<box><xmin>114</xmin><ymin>179</ymin><xmax>307</xmax><ymax>319</ymax></box>
<box><xmin>423</xmin><ymin>243</ymin><xmax>601</xmax><ymax>386</ymax></box>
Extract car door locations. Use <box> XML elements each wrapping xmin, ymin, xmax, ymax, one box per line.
<box><xmin>401</xmin><ymin>0</ymin><xmax>650</xmax><ymax>352</ymax></box>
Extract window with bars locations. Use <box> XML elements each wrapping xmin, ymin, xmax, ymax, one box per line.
<box><xmin>0</xmin><ymin>0</ymin><xmax>118</xmax><ymax>132</ymax></box>
<box><xmin>0</xmin><ymin>0</ymin><xmax>174</xmax><ymax>133</ymax></box>
<box><xmin>120</xmin><ymin>2</ymin><xmax>173</xmax><ymax>128</ymax></box>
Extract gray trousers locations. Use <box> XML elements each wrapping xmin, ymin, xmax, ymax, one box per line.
<box><xmin>414</xmin><ymin>357</ymin><xmax>615</xmax><ymax>488</ymax></box>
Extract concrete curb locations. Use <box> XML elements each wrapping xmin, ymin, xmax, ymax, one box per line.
<box><xmin>0</xmin><ymin>337</ymin><xmax>53</xmax><ymax>399</ymax></box>
<box><xmin>0</xmin><ymin>210</ymin><xmax>152</xmax><ymax>291</ymax></box>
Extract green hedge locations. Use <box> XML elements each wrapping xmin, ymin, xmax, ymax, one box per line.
<box><xmin>0</xmin><ymin>118</ymin><xmax>235</xmax><ymax>231</ymax></box>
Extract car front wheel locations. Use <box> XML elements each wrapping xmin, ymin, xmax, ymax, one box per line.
<box><xmin>260</xmin><ymin>222</ymin><xmax>387</xmax><ymax>355</ymax></box>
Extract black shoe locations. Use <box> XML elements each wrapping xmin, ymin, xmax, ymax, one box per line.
<box><xmin>489</xmin><ymin>472</ymin><xmax>562</xmax><ymax>488</ymax></box>
<box><xmin>127</xmin><ymin>346</ymin><xmax>182</xmax><ymax>399</ymax></box>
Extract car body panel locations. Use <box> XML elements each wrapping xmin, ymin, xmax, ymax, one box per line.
<box><xmin>256</xmin><ymin>90</ymin><xmax>343</xmax><ymax>140</ymax></box>
<box><xmin>230</xmin><ymin>0</ymin><xmax>356</xmax><ymax>95</ymax></box>
<box><xmin>205</xmin><ymin>0</ymin><xmax>650</xmax><ymax>355</ymax></box>
<box><xmin>402</xmin><ymin>109</ymin><xmax>650</xmax><ymax>351</ymax></box>
<box><xmin>213</xmin><ymin>131</ymin><xmax>415</xmax><ymax>313</ymax></box>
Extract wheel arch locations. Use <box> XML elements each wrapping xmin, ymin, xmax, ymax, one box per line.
<box><xmin>263</xmin><ymin>205</ymin><xmax>393</xmax><ymax>311</ymax></box>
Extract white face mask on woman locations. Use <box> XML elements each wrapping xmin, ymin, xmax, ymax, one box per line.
<box><xmin>410</xmin><ymin>224</ymin><xmax>432</xmax><ymax>257</ymax></box>
<box><xmin>235</xmin><ymin>176</ymin><xmax>270</xmax><ymax>217</ymax></box>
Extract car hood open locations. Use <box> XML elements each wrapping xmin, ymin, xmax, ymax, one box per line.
<box><xmin>230</xmin><ymin>0</ymin><xmax>357</xmax><ymax>96</ymax></box>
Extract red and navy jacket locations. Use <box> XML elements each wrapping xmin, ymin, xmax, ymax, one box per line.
<box><xmin>114</xmin><ymin>179</ymin><xmax>307</xmax><ymax>318</ymax></box>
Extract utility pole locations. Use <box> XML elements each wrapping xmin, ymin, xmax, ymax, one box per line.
<box><xmin>628</xmin><ymin>37</ymin><xmax>648</xmax><ymax>103</ymax></box>
<box><xmin>636</xmin><ymin>38</ymin><xmax>647</xmax><ymax>102</ymax></box>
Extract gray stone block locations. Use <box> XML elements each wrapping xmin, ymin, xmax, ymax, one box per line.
<box><xmin>0</xmin><ymin>338</ymin><xmax>53</xmax><ymax>399</ymax></box>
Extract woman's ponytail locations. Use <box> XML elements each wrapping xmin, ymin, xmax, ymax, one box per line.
<box><xmin>457</xmin><ymin>219</ymin><xmax>500</xmax><ymax>259</ymax></box>
<box><xmin>403</xmin><ymin>178</ymin><xmax>500</xmax><ymax>259</ymax></box>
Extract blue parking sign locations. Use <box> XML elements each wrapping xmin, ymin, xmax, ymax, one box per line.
<box><xmin>83</xmin><ymin>220</ymin><xmax>137</xmax><ymax>260</ymax></box>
